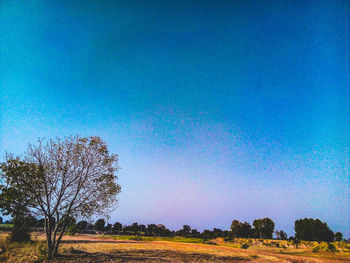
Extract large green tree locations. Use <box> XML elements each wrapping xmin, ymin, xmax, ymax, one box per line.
<box><xmin>0</xmin><ymin>136</ymin><xmax>121</xmax><ymax>259</ymax></box>
<box><xmin>230</xmin><ymin>220</ymin><xmax>252</xmax><ymax>238</ymax></box>
<box><xmin>294</xmin><ymin>218</ymin><xmax>334</xmax><ymax>242</ymax></box>
<box><xmin>252</xmin><ymin>218</ymin><xmax>275</xmax><ymax>239</ymax></box>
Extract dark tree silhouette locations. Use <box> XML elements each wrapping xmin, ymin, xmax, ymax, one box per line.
<box><xmin>112</xmin><ymin>222</ymin><xmax>122</xmax><ymax>233</ymax></box>
<box><xmin>94</xmin><ymin>219</ymin><xmax>106</xmax><ymax>231</ymax></box>
<box><xmin>335</xmin><ymin>232</ymin><xmax>343</xmax><ymax>242</ymax></box>
<box><xmin>253</xmin><ymin>218</ymin><xmax>275</xmax><ymax>239</ymax></box>
<box><xmin>294</xmin><ymin>218</ymin><xmax>334</xmax><ymax>242</ymax></box>
<box><xmin>76</xmin><ymin>221</ymin><xmax>88</xmax><ymax>231</ymax></box>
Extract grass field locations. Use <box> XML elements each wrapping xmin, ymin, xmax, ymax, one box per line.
<box><xmin>1</xmin><ymin>232</ymin><xmax>350</xmax><ymax>262</ymax></box>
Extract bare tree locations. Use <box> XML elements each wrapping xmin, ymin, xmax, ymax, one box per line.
<box><xmin>0</xmin><ymin>136</ymin><xmax>121</xmax><ymax>258</ymax></box>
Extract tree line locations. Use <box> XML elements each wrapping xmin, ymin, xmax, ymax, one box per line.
<box><xmin>1</xmin><ymin>214</ymin><xmax>344</xmax><ymax>243</ymax></box>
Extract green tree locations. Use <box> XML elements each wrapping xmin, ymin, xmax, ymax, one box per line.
<box><xmin>294</xmin><ymin>218</ymin><xmax>334</xmax><ymax>242</ymax></box>
<box><xmin>230</xmin><ymin>220</ymin><xmax>241</xmax><ymax>238</ymax></box>
<box><xmin>253</xmin><ymin>218</ymin><xmax>275</xmax><ymax>239</ymax></box>
<box><xmin>275</xmin><ymin>230</ymin><xmax>288</xmax><ymax>240</ymax></box>
<box><xmin>230</xmin><ymin>220</ymin><xmax>252</xmax><ymax>238</ymax></box>
<box><xmin>94</xmin><ymin>219</ymin><xmax>106</xmax><ymax>231</ymax></box>
<box><xmin>182</xmin><ymin>225</ymin><xmax>191</xmax><ymax>237</ymax></box>
<box><xmin>0</xmin><ymin>161</ymin><xmax>35</xmax><ymax>242</ymax></box>
<box><xmin>0</xmin><ymin>136</ymin><xmax>121</xmax><ymax>258</ymax></box>
<box><xmin>76</xmin><ymin>220</ymin><xmax>88</xmax><ymax>231</ymax></box>
<box><xmin>334</xmin><ymin>232</ymin><xmax>343</xmax><ymax>242</ymax></box>
<box><xmin>131</xmin><ymin>222</ymin><xmax>139</xmax><ymax>235</ymax></box>
<box><xmin>112</xmin><ymin>222</ymin><xmax>122</xmax><ymax>233</ymax></box>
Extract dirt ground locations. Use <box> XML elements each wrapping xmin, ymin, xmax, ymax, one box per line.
<box><xmin>2</xmin><ymin>233</ymin><xmax>350</xmax><ymax>262</ymax></box>
<box><xmin>49</xmin><ymin>235</ymin><xmax>350</xmax><ymax>263</ymax></box>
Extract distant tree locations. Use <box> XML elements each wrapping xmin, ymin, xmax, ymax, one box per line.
<box><xmin>112</xmin><ymin>222</ymin><xmax>122</xmax><ymax>233</ymax></box>
<box><xmin>275</xmin><ymin>230</ymin><xmax>288</xmax><ymax>240</ymax></box>
<box><xmin>0</xmin><ymin>216</ymin><xmax>2</xmax><ymax>224</ymax></box>
<box><xmin>230</xmin><ymin>220</ymin><xmax>241</xmax><ymax>238</ymax></box>
<box><xmin>147</xmin><ymin>224</ymin><xmax>157</xmax><ymax>236</ymax></box>
<box><xmin>253</xmin><ymin>218</ymin><xmax>275</xmax><ymax>239</ymax></box>
<box><xmin>76</xmin><ymin>221</ymin><xmax>88</xmax><ymax>231</ymax></box>
<box><xmin>139</xmin><ymin>224</ymin><xmax>146</xmax><ymax>234</ymax></box>
<box><xmin>294</xmin><ymin>218</ymin><xmax>334</xmax><ymax>242</ymax></box>
<box><xmin>105</xmin><ymin>223</ymin><xmax>112</xmax><ymax>232</ymax></box>
<box><xmin>182</xmin><ymin>225</ymin><xmax>191</xmax><ymax>237</ymax></box>
<box><xmin>334</xmin><ymin>232</ymin><xmax>343</xmax><ymax>242</ymax></box>
<box><xmin>25</xmin><ymin>214</ymin><xmax>38</xmax><ymax>227</ymax></box>
<box><xmin>213</xmin><ymin>228</ymin><xmax>224</xmax><ymax>238</ymax></box>
<box><xmin>131</xmin><ymin>222</ymin><xmax>139</xmax><ymax>235</ymax></box>
<box><xmin>191</xmin><ymin>229</ymin><xmax>200</xmax><ymax>238</ymax></box>
<box><xmin>36</xmin><ymin>218</ymin><xmax>45</xmax><ymax>227</ymax></box>
<box><xmin>201</xmin><ymin>229</ymin><xmax>213</xmax><ymax>240</ymax></box>
<box><xmin>231</xmin><ymin>220</ymin><xmax>252</xmax><ymax>238</ymax></box>
<box><xmin>155</xmin><ymin>224</ymin><xmax>167</xmax><ymax>236</ymax></box>
<box><xmin>94</xmin><ymin>219</ymin><xmax>106</xmax><ymax>231</ymax></box>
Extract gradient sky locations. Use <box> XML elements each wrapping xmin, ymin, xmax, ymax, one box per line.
<box><xmin>1</xmin><ymin>0</ymin><xmax>349</xmax><ymax>237</ymax></box>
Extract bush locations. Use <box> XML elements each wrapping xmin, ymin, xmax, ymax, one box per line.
<box><xmin>327</xmin><ymin>243</ymin><xmax>337</xmax><ymax>252</ymax></box>
<box><xmin>312</xmin><ymin>246</ymin><xmax>320</xmax><ymax>252</ymax></box>
<box><xmin>67</xmin><ymin>224</ymin><xmax>78</xmax><ymax>236</ymax></box>
<box><xmin>36</xmin><ymin>242</ymin><xmax>48</xmax><ymax>260</ymax></box>
<box><xmin>200</xmin><ymin>239</ymin><xmax>216</xmax><ymax>245</ymax></box>
<box><xmin>9</xmin><ymin>223</ymin><xmax>31</xmax><ymax>243</ymax></box>
<box><xmin>130</xmin><ymin>236</ymin><xmax>143</xmax><ymax>241</ymax></box>
<box><xmin>241</xmin><ymin>243</ymin><xmax>249</xmax><ymax>249</ymax></box>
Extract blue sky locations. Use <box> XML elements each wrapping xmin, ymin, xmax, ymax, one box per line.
<box><xmin>1</xmin><ymin>0</ymin><xmax>349</xmax><ymax>237</ymax></box>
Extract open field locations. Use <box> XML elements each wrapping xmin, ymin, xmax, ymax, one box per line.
<box><xmin>1</xmin><ymin>232</ymin><xmax>350</xmax><ymax>262</ymax></box>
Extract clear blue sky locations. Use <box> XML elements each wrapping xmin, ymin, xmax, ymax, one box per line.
<box><xmin>1</xmin><ymin>0</ymin><xmax>349</xmax><ymax>237</ymax></box>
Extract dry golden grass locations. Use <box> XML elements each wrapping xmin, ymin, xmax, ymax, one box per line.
<box><xmin>1</xmin><ymin>232</ymin><xmax>350</xmax><ymax>262</ymax></box>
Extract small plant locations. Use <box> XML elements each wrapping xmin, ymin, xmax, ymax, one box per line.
<box><xmin>200</xmin><ymin>239</ymin><xmax>216</xmax><ymax>245</ymax></box>
<box><xmin>67</xmin><ymin>224</ymin><xmax>78</xmax><ymax>236</ymax></box>
<box><xmin>130</xmin><ymin>236</ymin><xmax>143</xmax><ymax>241</ymax></box>
<box><xmin>312</xmin><ymin>246</ymin><xmax>320</xmax><ymax>252</ymax></box>
<box><xmin>327</xmin><ymin>243</ymin><xmax>337</xmax><ymax>252</ymax></box>
<box><xmin>36</xmin><ymin>242</ymin><xmax>47</xmax><ymax>260</ymax></box>
<box><xmin>241</xmin><ymin>243</ymin><xmax>249</xmax><ymax>249</ymax></box>
<box><xmin>250</xmin><ymin>254</ymin><xmax>258</xmax><ymax>258</ymax></box>
<box><xmin>0</xmin><ymin>241</ymin><xmax>7</xmax><ymax>262</ymax></box>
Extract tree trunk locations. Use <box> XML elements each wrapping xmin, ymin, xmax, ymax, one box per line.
<box><xmin>53</xmin><ymin>224</ymin><xmax>67</xmax><ymax>257</ymax></box>
<box><xmin>45</xmin><ymin>217</ymin><xmax>56</xmax><ymax>259</ymax></box>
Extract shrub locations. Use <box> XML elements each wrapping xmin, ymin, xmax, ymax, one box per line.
<box><xmin>36</xmin><ymin>242</ymin><xmax>48</xmax><ymax>260</ymax></box>
<box><xmin>327</xmin><ymin>243</ymin><xmax>337</xmax><ymax>252</ymax></box>
<box><xmin>67</xmin><ymin>224</ymin><xmax>78</xmax><ymax>236</ymax></box>
<box><xmin>312</xmin><ymin>246</ymin><xmax>320</xmax><ymax>252</ymax></box>
<box><xmin>241</xmin><ymin>243</ymin><xmax>249</xmax><ymax>249</ymax></box>
<box><xmin>9</xmin><ymin>223</ymin><xmax>31</xmax><ymax>243</ymax></box>
<box><xmin>130</xmin><ymin>236</ymin><xmax>143</xmax><ymax>241</ymax></box>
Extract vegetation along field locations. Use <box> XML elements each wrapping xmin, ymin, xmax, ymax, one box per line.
<box><xmin>1</xmin><ymin>231</ymin><xmax>350</xmax><ymax>262</ymax></box>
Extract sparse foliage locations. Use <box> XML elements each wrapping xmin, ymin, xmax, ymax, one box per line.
<box><xmin>275</xmin><ymin>230</ymin><xmax>288</xmax><ymax>240</ymax></box>
<box><xmin>0</xmin><ymin>136</ymin><xmax>121</xmax><ymax>258</ymax></box>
